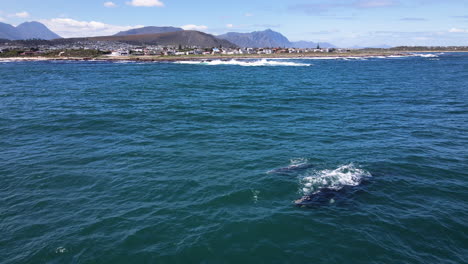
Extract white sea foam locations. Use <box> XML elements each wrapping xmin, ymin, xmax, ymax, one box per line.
<box><xmin>251</xmin><ymin>189</ymin><xmax>260</xmax><ymax>203</ymax></box>
<box><xmin>382</xmin><ymin>54</ymin><xmax>415</xmax><ymax>58</ymax></box>
<box><xmin>55</xmin><ymin>247</ymin><xmax>68</xmax><ymax>254</ymax></box>
<box><xmin>274</xmin><ymin>56</ymin><xmax>372</xmax><ymax>60</ymax></box>
<box><xmin>112</xmin><ymin>60</ymin><xmax>135</xmax><ymax>64</ymax></box>
<box><xmin>174</xmin><ymin>59</ymin><xmax>311</xmax><ymax>67</ymax></box>
<box><xmin>300</xmin><ymin>163</ymin><xmax>371</xmax><ymax>195</ymax></box>
<box><xmin>290</xmin><ymin>157</ymin><xmax>308</xmax><ymax>165</ymax></box>
<box><xmin>292</xmin><ymin>57</ymin><xmax>342</xmax><ymax>60</ymax></box>
<box><xmin>0</xmin><ymin>57</ymin><xmax>50</xmax><ymax>62</ymax></box>
<box><xmin>410</xmin><ymin>53</ymin><xmax>440</xmax><ymax>58</ymax></box>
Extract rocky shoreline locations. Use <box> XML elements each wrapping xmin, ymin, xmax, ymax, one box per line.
<box><xmin>0</xmin><ymin>50</ymin><xmax>452</xmax><ymax>62</ymax></box>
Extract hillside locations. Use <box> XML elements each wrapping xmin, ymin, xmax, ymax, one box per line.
<box><xmin>218</xmin><ymin>29</ymin><xmax>336</xmax><ymax>48</ymax></box>
<box><xmin>63</xmin><ymin>31</ymin><xmax>236</xmax><ymax>48</ymax></box>
<box><xmin>218</xmin><ymin>29</ymin><xmax>290</xmax><ymax>48</ymax></box>
<box><xmin>16</xmin><ymin>22</ymin><xmax>61</xmax><ymax>40</ymax></box>
<box><xmin>0</xmin><ymin>21</ymin><xmax>61</xmax><ymax>40</ymax></box>
<box><xmin>290</xmin><ymin>41</ymin><xmax>336</xmax><ymax>49</ymax></box>
<box><xmin>0</xmin><ymin>22</ymin><xmax>22</xmax><ymax>40</ymax></box>
<box><xmin>115</xmin><ymin>26</ymin><xmax>183</xmax><ymax>36</ymax></box>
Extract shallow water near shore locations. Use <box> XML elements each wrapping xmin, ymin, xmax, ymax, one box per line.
<box><xmin>1</xmin><ymin>53</ymin><xmax>467</xmax><ymax>263</ymax></box>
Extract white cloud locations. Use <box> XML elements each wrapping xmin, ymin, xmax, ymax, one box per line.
<box><xmin>0</xmin><ymin>17</ymin><xmax>5</xmax><ymax>22</ymax></box>
<box><xmin>244</xmin><ymin>13</ymin><xmax>254</xmax><ymax>17</ymax></box>
<box><xmin>10</xmin><ymin>11</ymin><xmax>30</xmax><ymax>18</ymax></box>
<box><xmin>226</xmin><ymin>24</ymin><xmax>234</xmax><ymax>28</ymax></box>
<box><xmin>355</xmin><ymin>0</ymin><xmax>398</xmax><ymax>8</ymax></box>
<box><xmin>126</xmin><ymin>0</ymin><xmax>164</xmax><ymax>7</ymax></box>
<box><xmin>40</xmin><ymin>18</ymin><xmax>143</xmax><ymax>38</ymax></box>
<box><xmin>104</xmin><ymin>1</ymin><xmax>117</xmax><ymax>7</ymax></box>
<box><xmin>449</xmin><ymin>28</ymin><xmax>468</xmax><ymax>33</ymax></box>
<box><xmin>181</xmin><ymin>24</ymin><xmax>208</xmax><ymax>31</ymax></box>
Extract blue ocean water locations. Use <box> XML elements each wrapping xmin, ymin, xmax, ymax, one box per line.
<box><xmin>0</xmin><ymin>54</ymin><xmax>467</xmax><ymax>263</ymax></box>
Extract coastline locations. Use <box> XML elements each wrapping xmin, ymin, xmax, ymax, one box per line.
<box><xmin>0</xmin><ymin>50</ymin><xmax>458</xmax><ymax>62</ymax></box>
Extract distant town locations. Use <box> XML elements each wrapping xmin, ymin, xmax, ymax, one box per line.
<box><xmin>0</xmin><ymin>39</ymin><xmax>354</xmax><ymax>58</ymax></box>
<box><xmin>2</xmin><ymin>39</ymin><xmax>468</xmax><ymax>60</ymax></box>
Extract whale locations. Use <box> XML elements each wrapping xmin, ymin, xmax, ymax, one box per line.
<box><xmin>294</xmin><ymin>188</ymin><xmax>343</xmax><ymax>206</ymax></box>
<box><xmin>294</xmin><ymin>182</ymin><xmax>369</xmax><ymax>207</ymax></box>
<box><xmin>267</xmin><ymin>163</ymin><xmax>314</xmax><ymax>174</ymax></box>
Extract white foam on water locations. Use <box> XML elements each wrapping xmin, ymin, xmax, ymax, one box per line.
<box><xmin>296</xmin><ymin>57</ymin><xmax>343</xmax><ymax>60</ymax></box>
<box><xmin>410</xmin><ymin>53</ymin><xmax>440</xmax><ymax>58</ymax></box>
<box><xmin>300</xmin><ymin>163</ymin><xmax>371</xmax><ymax>195</ymax></box>
<box><xmin>174</xmin><ymin>59</ymin><xmax>311</xmax><ymax>67</ymax></box>
<box><xmin>345</xmin><ymin>56</ymin><xmax>368</xmax><ymax>60</ymax></box>
<box><xmin>251</xmin><ymin>189</ymin><xmax>260</xmax><ymax>203</ymax></box>
<box><xmin>290</xmin><ymin>157</ymin><xmax>308</xmax><ymax>166</ymax></box>
<box><xmin>387</xmin><ymin>55</ymin><xmax>408</xmax><ymax>58</ymax></box>
<box><xmin>0</xmin><ymin>57</ymin><xmax>50</xmax><ymax>62</ymax></box>
<box><xmin>55</xmin><ymin>247</ymin><xmax>68</xmax><ymax>254</ymax></box>
<box><xmin>112</xmin><ymin>60</ymin><xmax>135</xmax><ymax>64</ymax></box>
<box><xmin>272</xmin><ymin>56</ymin><xmax>373</xmax><ymax>61</ymax></box>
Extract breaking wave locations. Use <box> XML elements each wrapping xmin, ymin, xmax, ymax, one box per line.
<box><xmin>410</xmin><ymin>53</ymin><xmax>442</xmax><ymax>58</ymax></box>
<box><xmin>300</xmin><ymin>163</ymin><xmax>371</xmax><ymax>195</ymax></box>
<box><xmin>281</xmin><ymin>53</ymin><xmax>441</xmax><ymax>60</ymax></box>
<box><xmin>174</xmin><ymin>59</ymin><xmax>311</xmax><ymax>67</ymax></box>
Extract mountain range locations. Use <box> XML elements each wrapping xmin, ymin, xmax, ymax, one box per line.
<box><xmin>350</xmin><ymin>44</ymin><xmax>393</xmax><ymax>49</ymax></box>
<box><xmin>0</xmin><ymin>21</ymin><xmax>61</xmax><ymax>40</ymax></box>
<box><xmin>66</xmin><ymin>30</ymin><xmax>236</xmax><ymax>48</ymax></box>
<box><xmin>218</xmin><ymin>29</ymin><xmax>336</xmax><ymax>48</ymax></box>
<box><xmin>114</xmin><ymin>26</ymin><xmax>183</xmax><ymax>36</ymax></box>
<box><xmin>1</xmin><ymin>22</ymin><xmax>338</xmax><ymax>48</ymax></box>
<box><xmin>290</xmin><ymin>40</ymin><xmax>336</xmax><ymax>49</ymax></box>
<box><xmin>218</xmin><ymin>29</ymin><xmax>290</xmax><ymax>48</ymax></box>
<box><xmin>78</xmin><ymin>26</ymin><xmax>338</xmax><ymax>48</ymax></box>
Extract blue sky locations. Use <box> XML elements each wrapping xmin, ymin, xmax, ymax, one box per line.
<box><xmin>1</xmin><ymin>0</ymin><xmax>467</xmax><ymax>47</ymax></box>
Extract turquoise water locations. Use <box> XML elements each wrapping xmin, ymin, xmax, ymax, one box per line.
<box><xmin>0</xmin><ymin>54</ymin><xmax>467</xmax><ymax>263</ymax></box>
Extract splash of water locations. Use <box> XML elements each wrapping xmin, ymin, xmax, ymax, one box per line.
<box><xmin>300</xmin><ymin>163</ymin><xmax>372</xmax><ymax>195</ymax></box>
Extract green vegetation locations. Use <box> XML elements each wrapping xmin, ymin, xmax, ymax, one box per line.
<box><xmin>0</xmin><ymin>49</ymin><xmax>25</xmax><ymax>57</ymax></box>
<box><xmin>44</xmin><ymin>49</ymin><xmax>110</xmax><ymax>57</ymax></box>
<box><xmin>0</xmin><ymin>49</ymin><xmax>110</xmax><ymax>58</ymax></box>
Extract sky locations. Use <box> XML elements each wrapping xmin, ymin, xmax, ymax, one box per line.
<box><xmin>0</xmin><ymin>0</ymin><xmax>467</xmax><ymax>47</ymax></box>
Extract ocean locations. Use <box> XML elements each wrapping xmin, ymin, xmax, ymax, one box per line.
<box><xmin>0</xmin><ymin>53</ymin><xmax>467</xmax><ymax>263</ymax></box>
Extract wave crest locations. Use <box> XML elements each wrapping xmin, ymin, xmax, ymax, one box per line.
<box><xmin>174</xmin><ymin>59</ymin><xmax>311</xmax><ymax>67</ymax></box>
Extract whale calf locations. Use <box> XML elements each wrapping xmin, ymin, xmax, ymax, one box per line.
<box><xmin>294</xmin><ymin>183</ymin><xmax>369</xmax><ymax>207</ymax></box>
<box><xmin>294</xmin><ymin>188</ymin><xmax>343</xmax><ymax>206</ymax></box>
